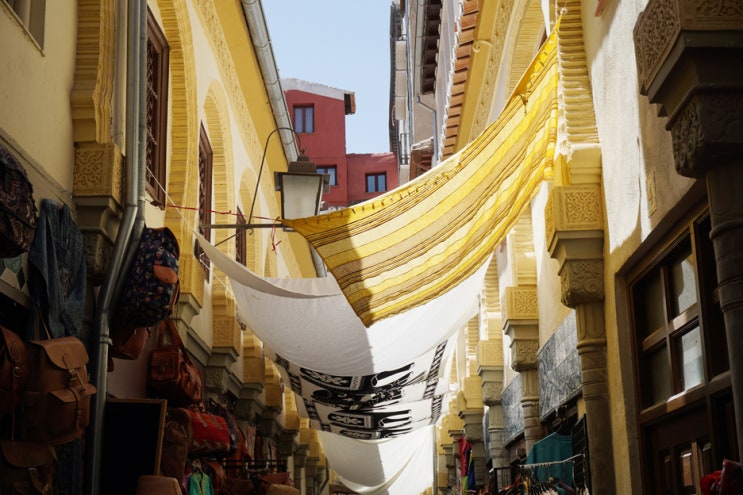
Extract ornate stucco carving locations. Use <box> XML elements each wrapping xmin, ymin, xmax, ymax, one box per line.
<box><xmin>670</xmin><ymin>94</ymin><xmax>743</xmax><ymax>178</ymax></box>
<box><xmin>73</xmin><ymin>142</ymin><xmax>124</xmax><ymax>281</ymax></box>
<box><xmin>546</xmin><ymin>184</ymin><xmax>604</xmax><ymax>269</ymax></box>
<box><xmin>212</xmin><ymin>313</ymin><xmax>240</xmax><ymax>351</ymax></box>
<box><xmin>511</xmin><ymin>340</ymin><xmax>539</xmax><ymax>372</ymax></box>
<box><xmin>205</xmin><ymin>366</ymin><xmax>229</xmax><ymax>392</ymax></box>
<box><xmin>634</xmin><ymin>0</ymin><xmax>743</xmax><ymax>96</ymax></box>
<box><xmin>477</xmin><ymin>340</ymin><xmax>503</xmax><ymax>368</ymax></box>
<box><xmin>634</xmin><ymin>0</ymin><xmax>743</xmax><ymax>178</ymax></box>
<box><xmin>561</xmin><ymin>260</ymin><xmax>605</xmax><ymax>307</ymax></box>
<box><xmin>73</xmin><ymin>142</ymin><xmax>123</xmax><ymax>201</ymax></box>
<box><xmin>503</xmin><ymin>286</ymin><xmax>538</xmax><ymax>320</ymax></box>
<box><xmin>242</xmin><ymin>349</ymin><xmax>265</xmax><ymax>385</ymax></box>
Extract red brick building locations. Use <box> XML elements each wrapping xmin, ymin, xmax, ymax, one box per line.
<box><xmin>283</xmin><ymin>78</ymin><xmax>398</xmax><ymax>210</ymax></box>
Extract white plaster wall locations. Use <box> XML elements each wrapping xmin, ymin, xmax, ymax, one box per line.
<box><xmin>0</xmin><ymin>2</ymin><xmax>77</xmax><ymax>193</ymax></box>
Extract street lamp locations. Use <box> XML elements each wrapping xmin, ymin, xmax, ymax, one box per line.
<box><xmin>202</xmin><ymin>128</ymin><xmax>328</xmax><ymax>232</ymax></box>
<box><xmin>274</xmin><ymin>154</ymin><xmax>328</xmax><ymax>228</ymax></box>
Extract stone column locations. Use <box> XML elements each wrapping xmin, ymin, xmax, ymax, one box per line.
<box><xmin>459</xmin><ymin>377</ymin><xmax>487</xmax><ymax>487</ymax></box>
<box><xmin>634</xmin><ymin>0</ymin><xmax>743</xmax><ymax>460</ymax></box>
<box><xmin>546</xmin><ymin>183</ymin><xmax>613</xmax><ymax>494</ymax></box>
<box><xmin>478</xmin><ymin>341</ymin><xmax>507</xmax><ymax>469</ymax></box>
<box><xmin>502</xmin><ymin>286</ymin><xmax>541</xmax><ymax>453</ymax></box>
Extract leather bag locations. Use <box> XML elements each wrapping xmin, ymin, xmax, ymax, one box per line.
<box><xmin>20</xmin><ymin>336</ymin><xmax>97</xmax><ymax>445</ymax></box>
<box><xmin>160</xmin><ymin>408</ymin><xmax>192</xmax><ymax>482</ymax></box>
<box><xmin>266</xmin><ymin>485</ymin><xmax>299</xmax><ymax>495</ymax></box>
<box><xmin>0</xmin><ymin>439</ymin><xmax>54</xmax><ymax>495</ymax></box>
<box><xmin>135</xmin><ymin>475</ymin><xmax>181</xmax><ymax>495</ymax></box>
<box><xmin>148</xmin><ymin>317</ymin><xmax>203</xmax><ymax>406</ymax></box>
<box><xmin>187</xmin><ymin>407</ymin><xmax>231</xmax><ymax>458</ymax></box>
<box><xmin>115</xmin><ymin>226</ymin><xmax>180</xmax><ymax>329</ymax></box>
<box><xmin>110</xmin><ymin>325</ymin><xmax>151</xmax><ymax>361</ymax></box>
<box><xmin>207</xmin><ymin>398</ymin><xmax>239</xmax><ymax>456</ymax></box>
<box><xmin>0</xmin><ymin>325</ymin><xmax>27</xmax><ymax>417</ymax></box>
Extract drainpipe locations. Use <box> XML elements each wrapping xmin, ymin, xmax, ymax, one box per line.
<box><xmin>84</xmin><ymin>0</ymin><xmax>147</xmax><ymax>493</ymax></box>
<box><xmin>240</xmin><ymin>0</ymin><xmax>327</xmax><ymax>278</ymax></box>
<box><xmin>240</xmin><ymin>0</ymin><xmax>297</xmax><ymax>162</ymax></box>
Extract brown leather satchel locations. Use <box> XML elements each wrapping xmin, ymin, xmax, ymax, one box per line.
<box><xmin>135</xmin><ymin>475</ymin><xmax>181</xmax><ymax>495</ymax></box>
<box><xmin>0</xmin><ymin>325</ymin><xmax>27</xmax><ymax>417</ymax></box>
<box><xmin>0</xmin><ymin>439</ymin><xmax>55</xmax><ymax>494</ymax></box>
<box><xmin>147</xmin><ymin>317</ymin><xmax>203</xmax><ymax>406</ymax></box>
<box><xmin>19</xmin><ymin>336</ymin><xmax>97</xmax><ymax>445</ymax></box>
<box><xmin>159</xmin><ymin>408</ymin><xmax>192</xmax><ymax>481</ymax></box>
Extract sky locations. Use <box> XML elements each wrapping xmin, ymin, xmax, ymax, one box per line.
<box><xmin>262</xmin><ymin>0</ymin><xmax>392</xmax><ymax>154</ymax></box>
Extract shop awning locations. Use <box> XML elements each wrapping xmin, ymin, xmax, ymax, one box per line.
<box><xmin>283</xmin><ymin>26</ymin><xmax>559</xmax><ymax>327</ymax></box>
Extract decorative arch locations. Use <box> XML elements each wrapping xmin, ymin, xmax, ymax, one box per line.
<box><xmin>505</xmin><ymin>0</ymin><xmax>546</xmax><ymax>97</ymax></box>
<box><xmin>238</xmin><ymin>175</ymin><xmax>260</xmax><ymax>273</ymax></box>
<box><xmin>204</xmin><ymin>81</ymin><xmax>241</xmax><ymax>353</ymax></box>
<box><xmin>156</xmin><ymin>0</ymin><xmax>203</xmax><ymax>309</ymax></box>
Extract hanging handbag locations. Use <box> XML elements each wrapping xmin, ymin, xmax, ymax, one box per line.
<box><xmin>110</xmin><ymin>325</ymin><xmax>151</xmax><ymax>361</ymax></box>
<box><xmin>160</xmin><ymin>408</ymin><xmax>192</xmax><ymax>482</ymax></box>
<box><xmin>0</xmin><ymin>439</ymin><xmax>55</xmax><ymax>495</ymax></box>
<box><xmin>148</xmin><ymin>317</ymin><xmax>203</xmax><ymax>406</ymax></box>
<box><xmin>207</xmin><ymin>398</ymin><xmax>239</xmax><ymax>456</ymax></box>
<box><xmin>0</xmin><ymin>144</ymin><xmax>38</xmax><ymax>258</ymax></box>
<box><xmin>187</xmin><ymin>407</ymin><xmax>231</xmax><ymax>458</ymax></box>
<box><xmin>0</xmin><ymin>325</ymin><xmax>27</xmax><ymax>417</ymax></box>
<box><xmin>19</xmin><ymin>336</ymin><xmax>97</xmax><ymax>445</ymax></box>
<box><xmin>115</xmin><ymin>226</ymin><xmax>180</xmax><ymax>329</ymax></box>
<box><xmin>135</xmin><ymin>475</ymin><xmax>181</xmax><ymax>495</ymax></box>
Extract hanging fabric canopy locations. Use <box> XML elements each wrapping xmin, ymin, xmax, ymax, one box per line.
<box><xmin>196</xmin><ymin>22</ymin><xmax>560</xmax><ymax>494</ymax></box>
<box><xmin>282</xmin><ymin>25</ymin><xmax>559</xmax><ymax>327</ymax></box>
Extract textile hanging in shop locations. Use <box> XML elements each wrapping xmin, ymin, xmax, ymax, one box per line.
<box><xmin>282</xmin><ymin>24</ymin><xmax>559</xmax><ymax>327</ymax></box>
<box><xmin>197</xmin><ymin>234</ymin><xmax>484</xmax><ymax>376</ymax></box>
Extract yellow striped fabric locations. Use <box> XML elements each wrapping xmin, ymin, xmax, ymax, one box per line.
<box><xmin>284</xmin><ymin>26</ymin><xmax>560</xmax><ymax>327</ymax></box>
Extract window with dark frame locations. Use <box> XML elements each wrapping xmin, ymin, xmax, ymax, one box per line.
<box><xmin>3</xmin><ymin>0</ymin><xmax>46</xmax><ymax>46</ymax></box>
<box><xmin>236</xmin><ymin>207</ymin><xmax>247</xmax><ymax>266</ymax></box>
<box><xmin>196</xmin><ymin>124</ymin><xmax>212</xmax><ymax>279</ymax></box>
<box><xmin>627</xmin><ymin>206</ymin><xmax>734</xmax><ymax>494</ymax></box>
<box><xmin>317</xmin><ymin>166</ymin><xmax>337</xmax><ymax>187</ymax></box>
<box><xmin>366</xmin><ymin>172</ymin><xmax>387</xmax><ymax>193</ymax></box>
<box><xmin>294</xmin><ymin>105</ymin><xmax>314</xmax><ymax>133</ymax></box>
<box><xmin>146</xmin><ymin>9</ymin><xmax>169</xmax><ymax>208</ymax></box>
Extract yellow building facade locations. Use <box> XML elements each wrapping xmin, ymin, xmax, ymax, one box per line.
<box><xmin>0</xmin><ymin>0</ymin><xmax>325</xmax><ymax>493</ymax></box>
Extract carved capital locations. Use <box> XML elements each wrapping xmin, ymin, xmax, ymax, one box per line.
<box><xmin>212</xmin><ymin>313</ymin><xmax>240</xmax><ymax>353</ymax></box>
<box><xmin>561</xmin><ymin>260</ymin><xmax>605</xmax><ymax>307</ymax></box>
<box><xmin>634</xmin><ymin>0</ymin><xmax>743</xmax><ymax>98</ymax></box>
<box><xmin>74</xmin><ymin>142</ymin><xmax>124</xmax><ymax>282</ymax></box>
<box><xmin>634</xmin><ymin>0</ymin><xmax>743</xmax><ymax>177</ymax></box>
<box><xmin>243</xmin><ymin>354</ymin><xmax>266</xmax><ymax>386</ymax></box>
<box><xmin>480</xmin><ymin>366</ymin><xmax>504</xmax><ymax>406</ymax></box>
<box><xmin>670</xmin><ymin>93</ymin><xmax>743</xmax><ymax>177</ymax></box>
<box><xmin>205</xmin><ymin>366</ymin><xmax>230</xmax><ymax>394</ymax></box>
<box><xmin>477</xmin><ymin>339</ymin><xmax>503</xmax><ymax>368</ymax></box>
<box><xmin>511</xmin><ymin>340</ymin><xmax>539</xmax><ymax>372</ymax></box>
<box><xmin>502</xmin><ymin>286</ymin><xmax>538</xmax><ymax>321</ymax></box>
<box><xmin>546</xmin><ymin>184</ymin><xmax>604</xmax><ymax>269</ymax></box>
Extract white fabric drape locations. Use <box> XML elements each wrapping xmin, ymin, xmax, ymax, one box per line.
<box><xmin>198</xmin><ymin>234</ymin><xmax>486</xmax><ymax>376</ymax></box>
<box><xmin>319</xmin><ymin>426</ymin><xmax>435</xmax><ymax>495</ymax></box>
